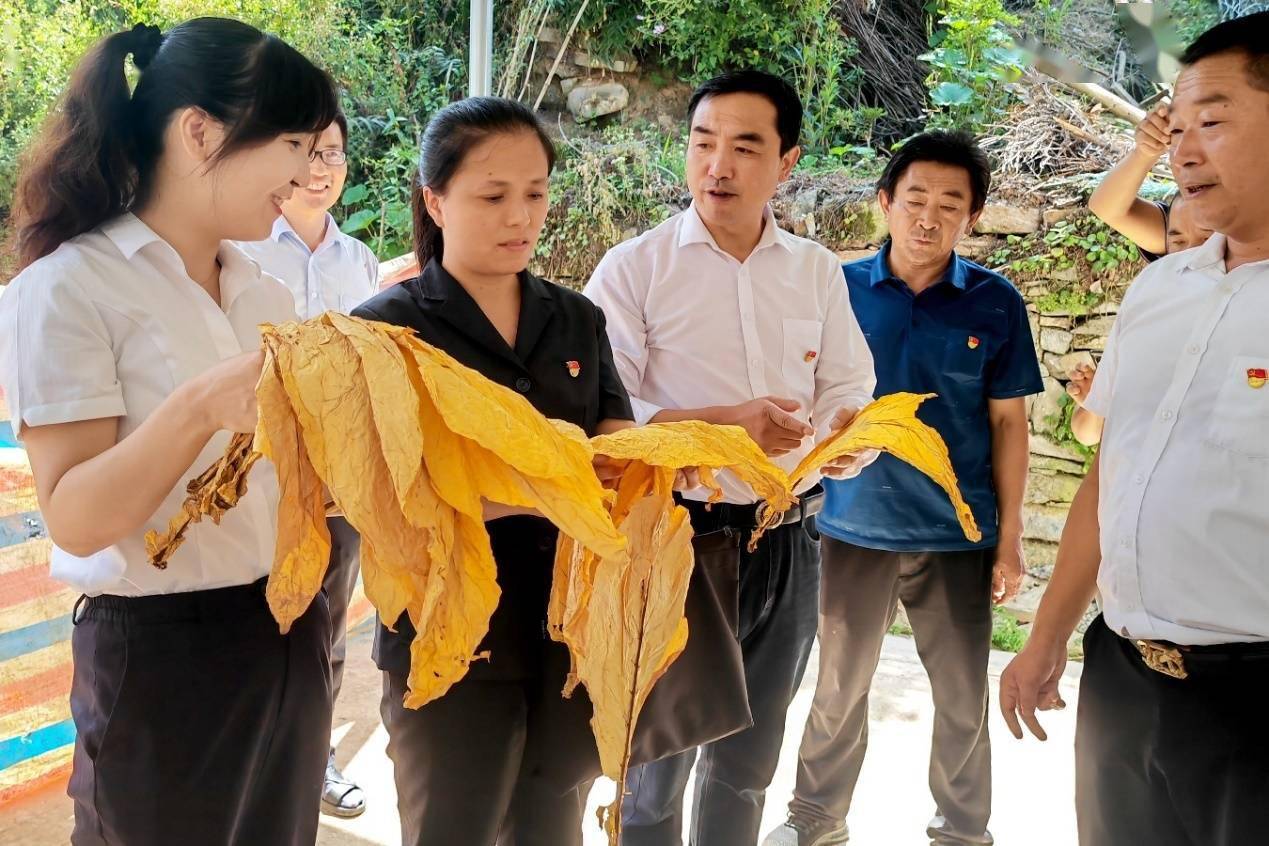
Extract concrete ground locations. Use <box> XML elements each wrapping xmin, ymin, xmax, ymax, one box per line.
<box><xmin>1</xmin><ymin>621</ymin><xmax>1083</xmax><ymax>846</ymax></box>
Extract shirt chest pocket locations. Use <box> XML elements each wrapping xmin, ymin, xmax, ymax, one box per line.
<box><xmin>781</xmin><ymin>318</ymin><xmax>823</xmax><ymax>393</ymax></box>
<box><xmin>1205</xmin><ymin>355</ymin><xmax>1269</xmax><ymax>459</ymax></box>
<box><xmin>941</xmin><ymin>332</ymin><xmax>987</xmax><ymax>384</ymax></box>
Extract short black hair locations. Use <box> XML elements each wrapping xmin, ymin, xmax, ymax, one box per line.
<box><xmin>332</xmin><ymin>110</ymin><xmax>349</xmax><ymax>150</ymax></box>
<box><xmin>876</xmin><ymin>130</ymin><xmax>992</xmax><ymax>214</ymax></box>
<box><xmin>687</xmin><ymin>70</ymin><xmax>802</xmax><ymax>155</ymax></box>
<box><xmin>1180</xmin><ymin>10</ymin><xmax>1269</xmax><ymax>92</ymax></box>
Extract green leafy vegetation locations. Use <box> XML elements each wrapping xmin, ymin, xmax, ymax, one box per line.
<box><xmin>989</xmin><ymin>213</ymin><xmax>1143</xmax><ymax>286</ymax></box>
<box><xmin>922</xmin><ymin>0</ymin><xmax>1025</xmax><ymax>130</ymax></box>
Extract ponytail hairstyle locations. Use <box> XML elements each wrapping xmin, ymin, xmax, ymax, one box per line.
<box><xmin>411</xmin><ymin>97</ymin><xmax>556</xmax><ymax>271</ymax></box>
<box><xmin>13</xmin><ymin>17</ymin><xmax>339</xmax><ymax>269</ymax></box>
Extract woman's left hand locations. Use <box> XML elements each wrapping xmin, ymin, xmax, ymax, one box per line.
<box><xmin>592</xmin><ymin>454</ymin><xmax>628</xmax><ymax>489</ymax></box>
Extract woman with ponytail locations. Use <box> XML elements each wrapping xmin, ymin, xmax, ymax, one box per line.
<box><xmin>351</xmin><ymin>97</ymin><xmax>635</xmax><ymax>845</ymax></box>
<box><xmin>0</xmin><ymin>18</ymin><xmax>340</xmax><ymax>845</ymax></box>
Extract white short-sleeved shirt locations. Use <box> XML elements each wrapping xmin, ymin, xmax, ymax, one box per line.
<box><xmin>236</xmin><ymin>214</ymin><xmax>379</xmax><ymax>320</ymax></box>
<box><xmin>1086</xmin><ymin>234</ymin><xmax>1269</xmax><ymax>645</ymax></box>
<box><xmin>0</xmin><ymin>213</ymin><xmax>297</xmax><ymax>596</ymax></box>
<box><xmin>584</xmin><ymin>204</ymin><xmax>877</xmax><ymax>504</ymax></box>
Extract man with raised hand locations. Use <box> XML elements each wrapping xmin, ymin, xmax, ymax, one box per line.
<box><xmin>1000</xmin><ymin>13</ymin><xmax>1269</xmax><ymax>845</ymax></box>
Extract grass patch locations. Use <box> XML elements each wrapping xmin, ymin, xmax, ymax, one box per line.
<box><xmin>991</xmin><ymin>607</ymin><xmax>1028</xmax><ymax>653</ymax></box>
<box><xmin>888</xmin><ymin>619</ymin><xmax>914</xmax><ymax>637</ymax></box>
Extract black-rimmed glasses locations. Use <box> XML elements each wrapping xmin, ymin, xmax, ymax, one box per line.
<box><xmin>311</xmin><ymin>149</ymin><xmax>348</xmax><ymax>166</ymax></box>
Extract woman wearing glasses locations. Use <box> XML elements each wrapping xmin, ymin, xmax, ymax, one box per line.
<box><xmin>237</xmin><ymin>112</ymin><xmax>378</xmax><ymax>820</ymax></box>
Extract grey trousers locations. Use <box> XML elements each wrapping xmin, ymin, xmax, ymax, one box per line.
<box><xmin>789</xmin><ymin>537</ymin><xmax>995</xmax><ymax>845</ymax></box>
<box><xmin>324</xmin><ymin>515</ymin><xmax>361</xmax><ymax>709</ymax></box>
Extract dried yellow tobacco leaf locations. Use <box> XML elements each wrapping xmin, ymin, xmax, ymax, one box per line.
<box><xmin>254</xmin><ymin>340</ymin><xmax>332</xmax><ymax>632</ymax></box>
<box><xmin>264</xmin><ymin>320</ymin><xmax>432</xmax><ymax>632</ymax></box>
<box><xmin>551</xmin><ymin>422</ymin><xmax>793</xmax><ymax>645</ymax></box>
<box><xmin>592</xmin><ymin>421</ymin><xmax>795</xmax><ymax>517</ymax></box>
<box><xmin>790</xmin><ymin>392</ymin><xmax>981</xmax><ymax>543</ymax></box>
<box><xmin>548</xmin><ymin>421</ymin><xmax>794</xmax><ymax>844</ymax></box>
<box><xmin>401</xmin><ymin>334</ymin><xmax>625</xmax><ymax>559</ymax></box>
<box><xmin>572</xmin><ymin>493</ymin><xmax>693</xmax><ymax>842</ymax></box>
<box><xmin>149</xmin><ymin>313</ymin><xmax>625</xmax><ymax>709</ymax></box>
<box><xmin>144</xmin><ymin>432</ymin><xmax>260</xmax><ymax>569</ymax></box>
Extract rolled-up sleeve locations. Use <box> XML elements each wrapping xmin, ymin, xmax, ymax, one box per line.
<box><xmin>583</xmin><ymin>250</ymin><xmax>662</xmax><ymax>425</ymax></box>
<box><xmin>0</xmin><ymin>273</ymin><xmax>125</xmax><ymax>436</ymax></box>
<box><xmin>810</xmin><ymin>259</ymin><xmax>877</xmax><ymax>440</ymax></box>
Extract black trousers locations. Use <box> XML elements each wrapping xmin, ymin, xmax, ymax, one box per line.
<box><xmin>1076</xmin><ymin>614</ymin><xmax>1269</xmax><ymax>846</ymax></box>
<box><xmin>324</xmin><ymin>515</ymin><xmax>361</xmax><ymax>707</ymax></box>
<box><xmin>68</xmin><ymin>578</ymin><xmax>333</xmax><ymax>846</ymax></box>
<box><xmin>621</xmin><ymin>504</ymin><xmax>821</xmax><ymax>846</ymax></box>
<box><xmin>381</xmin><ymin>659</ymin><xmax>591</xmax><ymax>846</ymax></box>
<box><xmin>378</xmin><ymin>517</ymin><xmax>596</xmax><ymax>846</ymax></box>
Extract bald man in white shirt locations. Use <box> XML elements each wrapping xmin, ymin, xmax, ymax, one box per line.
<box><xmin>1000</xmin><ymin>13</ymin><xmax>1269</xmax><ymax>846</ymax></box>
<box><xmin>586</xmin><ymin>70</ymin><xmax>877</xmax><ymax>846</ymax></box>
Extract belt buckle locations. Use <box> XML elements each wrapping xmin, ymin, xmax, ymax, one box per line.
<box><xmin>1134</xmin><ymin>639</ymin><xmax>1189</xmax><ymax>680</ymax></box>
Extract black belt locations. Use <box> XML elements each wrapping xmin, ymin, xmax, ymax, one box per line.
<box><xmin>677</xmin><ymin>487</ymin><xmax>823</xmax><ymax>537</ymax></box>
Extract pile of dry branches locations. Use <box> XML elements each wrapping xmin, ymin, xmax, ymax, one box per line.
<box><xmin>836</xmin><ymin>0</ymin><xmax>930</xmax><ymax>145</ymax></box>
<box><xmin>982</xmin><ymin>73</ymin><xmax>1158</xmax><ymax>199</ymax></box>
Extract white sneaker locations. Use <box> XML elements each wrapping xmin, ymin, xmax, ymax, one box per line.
<box><xmin>761</xmin><ymin>815</ymin><xmax>849</xmax><ymax>846</ymax></box>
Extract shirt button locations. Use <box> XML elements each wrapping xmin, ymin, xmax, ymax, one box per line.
<box><xmin>1120</xmin><ymin>538</ymin><xmax>1131</xmax><ymax>548</ymax></box>
<box><xmin>1187</xmin><ymin>344</ymin><xmax>1199</xmax><ymax>355</ymax></box>
<box><xmin>1161</xmin><ymin>409</ymin><xmax>1174</xmax><ymax>420</ymax></box>
<box><xmin>1134</xmin><ymin>474</ymin><xmax>1145</xmax><ymax>484</ymax></box>
<box><xmin>515</xmin><ymin>377</ymin><xmax>532</xmax><ymax>393</ymax></box>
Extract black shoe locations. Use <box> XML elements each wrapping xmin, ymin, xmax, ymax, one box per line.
<box><xmin>761</xmin><ymin>814</ymin><xmax>849</xmax><ymax>846</ymax></box>
<box><xmin>320</xmin><ymin>750</ymin><xmax>366</xmax><ymax>818</ymax></box>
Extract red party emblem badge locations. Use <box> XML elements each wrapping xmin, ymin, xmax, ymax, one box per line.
<box><xmin>1248</xmin><ymin>367</ymin><xmax>1267</xmax><ymax>389</ymax></box>
<box><xmin>804</xmin><ymin>350</ymin><xmax>818</xmax><ymax>363</ymax></box>
<box><xmin>967</xmin><ymin>336</ymin><xmax>981</xmax><ymax>350</ymax></box>
<box><xmin>566</xmin><ymin>360</ymin><xmax>581</xmax><ymax>378</ymax></box>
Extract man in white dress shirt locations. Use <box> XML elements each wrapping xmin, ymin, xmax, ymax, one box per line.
<box><xmin>585</xmin><ymin>70</ymin><xmax>877</xmax><ymax>846</ymax></box>
<box><xmin>999</xmin><ymin>13</ymin><xmax>1269</xmax><ymax>845</ymax></box>
<box><xmin>238</xmin><ymin>112</ymin><xmax>377</xmax><ymax>819</ymax></box>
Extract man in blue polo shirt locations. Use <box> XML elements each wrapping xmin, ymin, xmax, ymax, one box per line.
<box><xmin>765</xmin><ymin>131</ymin><xmax>1042</xmax><ymax>846</ymax></box>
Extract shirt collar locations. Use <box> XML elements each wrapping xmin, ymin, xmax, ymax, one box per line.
<box><xmin>272</xmin><ymin>213</ymin><xmax>342</xmax><ymax>254</ymax></box>
<box><xmin>217</xmin><ymin>242</ymin><xmax>269</xmax><ymax>312</ymax></box>
<box><xmin>870</xmin><ymin>240</ymin><xmax>968</xmax><ymax>290</ymax></box>
<box><xmin>101</xmin><ymin>213</ymin><xmax>267</xmax><ymax>311</ymax></box>
<box><xmin>413</xmin><ymin>258</ymin><xmax>556</xmax><ymax>365</ymax></box>
<box><xmin>1185</xmin><ymin>233</ymin><xmax>1228</xmax><ymax>274</ymax></box>
<box><xmin>101</xmin><ymin>212</ymin><xmax>165</xmax><ymax>259</ymax></box>
<box><xmin>417</xmin><ymin>258</ymin><xmax>553</xmax><ymax>303</ymax></box>
<box><xmin>677</xmin><ymin>203</ymin><xmax>792</xmax><ymax>256</ymax></box>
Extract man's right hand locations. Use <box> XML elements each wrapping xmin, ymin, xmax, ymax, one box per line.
<box><xmin>999</xmin><ymin>635</ymin><xmax>1069</xmax><ymax>742</ymax></box>
<box><xmin>720</xmin><ymin>396</ymin><xmax>814</xmax><ymax>456</ymax></box>
<box><xmin>1134</xmin><ymin>102</ymin><xmax>1171</xmax><ymax>161</ymax></box>
<box><xmin>1066</xmin><ymin>363</ymin><xmax>1096</xmax><ymax>408</ymax></box>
